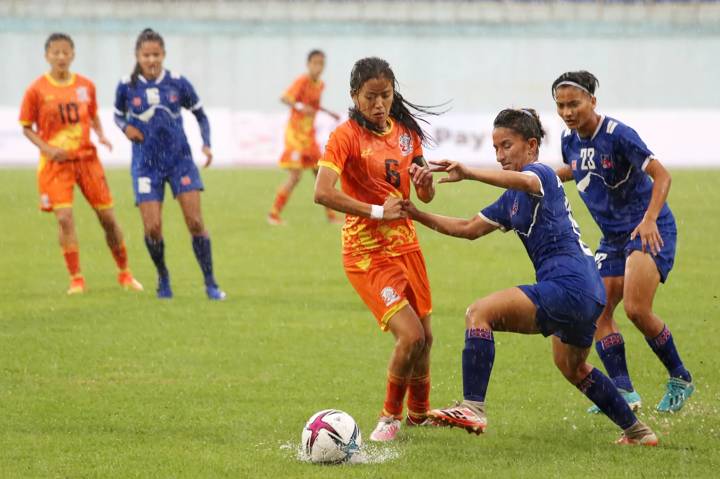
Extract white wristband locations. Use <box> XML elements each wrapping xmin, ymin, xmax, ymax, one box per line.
<box><xmin>370</xmin><ymin>204</ymin><xmax>384</xmax><ymax>220</ymax></box>
<box><xmin>294</xmin><ymin>102</ymin><xmax>304</xmax><ymax>111</ymax></box>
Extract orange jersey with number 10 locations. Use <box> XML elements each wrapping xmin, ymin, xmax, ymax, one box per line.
<box><xmin>19</xmin><ymin>73</ymin><xmax>98</xmax><ymax>167</ymax></box>
<box><xmin>319</xmin><ymin>118</ymin><xmax>424</xmax><ymax>269</ymax></box>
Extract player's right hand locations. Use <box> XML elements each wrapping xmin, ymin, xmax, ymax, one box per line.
<box><xmin>124</xmin><ymin>125</ymin><xmax>145</xmax><ymax>143</ymax></box>
<box><xmin>383</xmin><ymin>197</ymin><xmax>407</xmax><ymax>220</ymax></box>
<box><xmin>401</xmin><ymin>199</ymin><xmax>420</xmax><ymax>219</ymax></box>
<box><xmin>44</xmin><ymin>145</ymin><xmax>68</xmax><ymax>162</ymax></box>
<box><xmin>430</xmin><ymin>160</ymin><xmax>467</xmax><ymax>184</ymax></box>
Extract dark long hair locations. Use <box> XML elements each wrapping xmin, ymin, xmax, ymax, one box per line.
<box><xmin>493</xmin><ymin>108</ymin><xmax>546</xmax><ymax>144</ymax></box>
<box><xmin>348</xmin><ymin>57</ymin><xmax>446</xmax><ymax>145</ymax></box>
<box><xmin>131</xmin><ymin>28</ymin><xmax>165</xmax><ymax>86</ymax></box>
<box><xmin>551</xmin><ymin>70</ymin><xmax>600</xmax><ymax>99</ymax></box>
<box><xmin>45</xmin><ymin>33</ymin><xmax>74</xmax><ymax>52</ymax></box>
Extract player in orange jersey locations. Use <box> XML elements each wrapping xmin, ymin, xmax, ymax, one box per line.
<box><xmin>314</xmin><ymin>57</ymin><xmax>443</xmax><ymax>442</ymax></box>
<box><xmin>19</xmin><ymin>33</ymin><xmax>142</xmax><ymax>295</ymax></box>
<box><xmin>268</xmin><ymin>49</ymin><xmax>340</xmax><ymax>225</ymax></box>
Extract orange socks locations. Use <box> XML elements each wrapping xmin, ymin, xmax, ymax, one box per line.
<box><xmin>62</xmin><ymin>244</ymin><xmax>81</xmax><ymax>277</ymax></box>
<box><xmin>382</xmin><ymin>372</ymin><xmax>408</xmax><ymax>419</ymax></box>
<box><xmin>270</xmin><ymin>187</ymin><xmax>291</xmax><ymax>216</ymax></box>
<box><xmin>110</xmin><ymin>243</ymin><xmax>128</xmax><ymax>271</ymax></box>
<box><xmin>407</xmin><ymin>374</ymin><xmax>431</xmax><ymax>419</ymax></box>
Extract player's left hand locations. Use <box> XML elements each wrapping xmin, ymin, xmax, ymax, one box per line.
<box><xmin>409</xmin><ymin>163</ymin><xmax>433</xmax><ymax>189</ymax></box>
<box><xmin>98</xmin><ymin>135</ymin><xmax>113</xmax><ymax>152</ymax></box>
<box><xmin>630</xmin><ymin>217</ymin><xmax>664</xmax><ymax>256</ymax></box>
<box><xmin>202</xmin><ymin>146</ymin><xmax>213</xmax><ymax>168</ymax></box>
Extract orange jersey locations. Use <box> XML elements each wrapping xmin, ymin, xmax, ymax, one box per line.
<box><xmin>282</xmin><ymin>74</ymin><xmax>324</xmax><ymax>153</ymax></box>
<box><xmin>19</xmin><ymin>73</ymin><xmax>98</xmax><ymax>166</ymax></box>
<box><xmin>319</xmin><ymin>118</ymin><xmax>425</xmax><ymax>268</ymax></box>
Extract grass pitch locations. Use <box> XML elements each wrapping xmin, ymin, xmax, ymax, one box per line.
<box><xmin>0</xmin><ymin>168</ymin><xmax>718</xmax><ymax>478</ymax></box>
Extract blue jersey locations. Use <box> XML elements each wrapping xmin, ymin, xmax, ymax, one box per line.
<box><xmin>114</xmin><ymin>69</ymin><xmax>210</xmax><ymax>171</ymax></box>
<box><xmin>480</xmin><ymin>162</ymin><xmax>605</xmax><ymax>304</ymax></box>
<box><xmin>561</xmin><ymin>115</ymin><xmax>673</xmax><ymax>236</ymax></box>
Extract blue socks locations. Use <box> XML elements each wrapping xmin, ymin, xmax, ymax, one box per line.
<box><xmin>596</xmin><ymin>333</ymin><xmax>635</xmax><ymax>392</ymax></box>
<box><xmin>462</xmin><ymin>328</ymin><xmax>495</xmax><ymax>402</ymax></box>
<box><xmin>144</xmin><ymin>236</ymin><xmax>168</xmax><ymax>278</ymax></box>
<box><xmin>577</xmin><ymin>368</ymin><xmax>637</xmax><ymax>430</ymax></box>
<box><xmin>192</xmin><ymin>235</ymin><xmax>217</xmax><ymax>287</ymax></box>
<box><xmin>646</xmin><ymin>325</ymin><xmax>692</xmax><ymax>382</ymax></box>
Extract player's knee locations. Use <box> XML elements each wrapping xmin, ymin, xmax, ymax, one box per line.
<box><xmin>57</xmin><ymin>213</ymin><xmax>74</xmax><ymax>232</ymax></box>
<box><xmin>465</xmin><ymin>301</ymin><xmax>490</xmax><ymax>330</ymax></box>
<box><xmin>186</xmin><ymin>217</ymin><xmax>205</xmax><ymax>236</ymax></box>
<box><xmin>623</xmin><ymin>300</ymin><xmax>651</xmax><ymax>325</ymax></box>
<box><xmin>398</xmin><ymin>331</ymin><xmax>426</xmax><ymax>358</ymax></box>
<box><xmin>144</xmin><ymin>222</ymin><xmax>162</xmax><ymax>239</ymax></box>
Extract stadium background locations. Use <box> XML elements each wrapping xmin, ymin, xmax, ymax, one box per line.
<box><xmin>1</xmin><ymin>0</ymin><xmax>719</xmax><ymax>167</ymax></box>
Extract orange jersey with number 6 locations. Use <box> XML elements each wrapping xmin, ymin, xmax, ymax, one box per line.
<box><xmin>319</xmin><ymin>118</ymin><xmax>424</xmax><ymax>269</ymax></box>
<box><xmin>19</xmin><ymin>73</ymin><xmax>98</xmax><ymax>167</ymax></box>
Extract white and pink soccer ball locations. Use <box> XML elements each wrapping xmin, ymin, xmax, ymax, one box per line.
<box><xmin>301</xmin><ymin>409</ymin><xmax>362</xmax><ymax>464</ymax></box>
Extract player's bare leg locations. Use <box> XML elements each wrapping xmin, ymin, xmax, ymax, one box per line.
<box><xmin>588</xmin><ymin>276</ymin><xmax>641</xmax><ymax>413</ymax></box>
<box><xmin>55</xmin><ymin>207</ymin><xmax>84</xmax><ymax>294</ymax></box>
<box><xmin>178</xmin><ymin>191</ymin><xmax>225</xmax><ymax>300</ymax></box>
<box><xmin>624</xmin><ymin>251</ymin><xmax>693</xmax><ymax>412</ymax></box>
<box><xmin>139</xmin><ymin>201</ymin><xmax>171</xmax><ymax>298</ymax></box>
<box><xmin>370</xmin><ymin>305</ymin><xmax>427</xmax><ymax>441</ymax></box>
<box><xmin>269</xmin><ymin>168</ymin><xmax>302</xmax><ymax>225</ymax></box>
<box><xmin>430</xmin><ymin>288</ymin><xmax>538</xmax><ymax>434</ymax></box>
<box><xmin>95</xmin><ymin>207</ymin><xmax>142</xmax><ymax>291</ymax></box>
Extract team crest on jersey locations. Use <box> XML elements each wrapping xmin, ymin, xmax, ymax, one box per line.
<box><xmin>168</xmin><ymin>90</ymin><xmax>179</xmax><ymax>103</ymax></box>
<box><xmin>40</xmin><ymin>194</ymin><xmax>50</xmax><ymax>209</ymax></box>
<box><xmin>380</xmin><ymin>286</ymin><xmax>401</xmax><ymax>307</ymax></box>
<box><xmin>181</xmin><ymin>176</ymin><xmax>191</xmax><ymax>186</ymax></box>
<box><xmin>511</xmin><ymin>198</ymin><xmax>519</xmax><ymax>217</ymax></box>
<box><xmin>571</xmin><ymin>160</ymin><xmax>578</xmax><ymax>170</ymax></box>
<box><xmin>398</xmin><ymin>133</ymin><xmax>413</xmax><ymax>157</ymax></box>
<box><xmin>75</xmin><ymin>87</ymin><xmax>89</xmax><ymax>102</ymax></box>
<box><xmin>601</xmin><ymin>154</ymin><xmax>613</xmax><ymax>169</ymax></box>
<box><xmin>132</xmin><ymin>96</ymin><xmax>142</xmax><ymax>107</ymax></box>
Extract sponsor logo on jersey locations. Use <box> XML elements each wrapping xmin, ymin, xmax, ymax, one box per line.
<box><xmin>380</xmin><ymin>286</ymin><xmax>401</xmax><ymax>306</ymax></box>
<box><xmin>511</xmin><ymin>198</ymin><xmax>519</xmax><ymax>217</ymax></box>
<box><xmin>132</xmin><ymin>96</ymin><xmax>142</xmax><ymax>107</ymax></box>
<box><xmin>601</xmin><ymin>154</ymin><xmax>613</xmax><ymax>169</ymax></box>
<box><xmin>181</xmin><ymin>176</ymin><xmax>191</xmax><ymax>186</ymax></box>
<box><xmin>361</xmin><ymin>148</ymin><xmax>373</xmax><ymax>159</ymax></box>
<box><xmin>76</xmin><ymin>86</ymin><xmax>89</xmax><ymax>102</ymax></box>
<box><xmin>399</xmin><ymin>133</ymin><xmax>413</xmax><ymax>157</ymax></box>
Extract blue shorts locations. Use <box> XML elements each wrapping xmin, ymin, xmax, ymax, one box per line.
<box><xmin>519</xmin><ymin>281</ymin><xmax>604</xmax><ymax>349</ymax></box>
<box><xmin>132</xmin><ymin>160</ymin><xmax>204</xmax><ymax>204</ymax></box>
<box><xmin>595</xmin><ymin>220</ymin><xmax>677</xmax><ymax>283</ymax></box>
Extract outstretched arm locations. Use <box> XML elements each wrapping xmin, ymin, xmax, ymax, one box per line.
<box><xmin>431</xmin><ymin>160</ymin><xmax>541</xmax><ymax>195</ymax></box>
<box><xmin>556</xmin><ymin>165</ymin><xmax>574</xmax><ymax>182</ymax></box>
<box><xmin>403</xmin><ymin>200</ymin><xmax>498</xmax><ymax>240</ymax></box>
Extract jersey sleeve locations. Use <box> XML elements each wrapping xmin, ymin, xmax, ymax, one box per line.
<box><xmin>615</xmin><ymin>124</ymin><xmax>655</xmax><ymax>171</ymax></box>
<box><xmin>318</xmin><ymin>125</ymin><xmax>353</xmax><ymax>175</ymax></box>
<box><xmin>283</xmin><ymin>76</ymin><xmax>306</xmax><ymax>103</ymax></box>
<box><xmin>88</xmin><ymin>81</ymin><xmax>98</xmax><ymax>118</ymax></box>
<box><xmin>179</xmin><ymin>76</ymin><xmax>202</xmax><ymax>111</ymax></box>
<box><xmin>522</xmin><ymin>163</ymin><xmax>557</xmax><ymax>198</ymax></box>
<box><xmin>19</xmin><ymin>85</ymin><xmax>39</xmax><ymax>127</ymax></box>
<box><xmin>560</xmin><ymin>131</ymin><xmax>571</xmax><ymax>165</ymax></box>
<box><xmin>479</xmin><ymin>191</ymin><xmax>513</xmax><ymax>232</ymax></box>
<box><xmin>113</xmin><ymin>81</ymin><xmax>129</xmax><ymax>131</ymax></box>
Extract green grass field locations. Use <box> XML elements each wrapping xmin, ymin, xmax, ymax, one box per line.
<box><xmin>1</xmin><ymin>168</ymin><xmax>718</xmax><ymax>478</ymax></box>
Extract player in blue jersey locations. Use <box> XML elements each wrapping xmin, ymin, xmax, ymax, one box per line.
<box><xmin>403</xmin><ymin>109</ymin><xmax>657</xmax><ymax>445</ymax></box>
<box><xmin>114</xmin><ymin>28</ymin><xmax>225</xmax><ymax>300</ymax></box>
<box><xmin>552</xmin><ymin>71</ymin><xmax>693</xmax><ymax>413</ymax></box>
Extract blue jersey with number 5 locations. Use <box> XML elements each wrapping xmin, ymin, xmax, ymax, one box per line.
<box><xmin>480</xmin><ymin>162</ymin><xmax>605</xmax><ymax>304</ymax></box>
<box><xmin>561</xmin><ymin>115</ymin><xmax>672</xmax><ymax>235</ymax></box>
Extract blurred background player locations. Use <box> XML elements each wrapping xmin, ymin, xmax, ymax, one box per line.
<box><xmin>407</xmin><ymin>109</ymin><xmax>657</xmax><ymax>446</ymax></box>
<box><xmin>268</xmin><ymin>49</ymin><xmax>340</xmax><ymax>225</ymax></box>
<box><xmin>314</xmin><ymin>57</ymin><xmax>441</xmax><ymax>442</ymax></box>
<box><xmin>114</xmin><ymin>28</ymin><xmax>225</xmax><ymax>300</ymax></box>
<box><xmin>19</xmin><ymin>33</ymin><xmax>142</xmax><ymax>295</ymax></box>
<box><xmin>553</xmin><ymin>70</ymin><xmax>693</xmax><ymax>413</ymax></box>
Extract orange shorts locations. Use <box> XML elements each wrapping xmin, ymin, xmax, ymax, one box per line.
<box><xmin>345</xmin><ymin>250</ymin><xmax>432</xmax><ymax>331</ymax></box>
<box><xmin>278</xmin><ymin>145</ymin><xmax>321</xmax><ymax>170</ymax></box>
<box><xmin>37</xmin><ymin>155</ymin><xmax>113</xmax><ymax>212</ymax></box>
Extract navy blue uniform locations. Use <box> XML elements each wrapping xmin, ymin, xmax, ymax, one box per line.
<box><xmin>561</xmin><ymin>115</ymin><xmax>676</xmax><ymax>282</ymax></box>
<box><xmin>480</xmin><ymin>162</ymin><xmax>606</xmax><ymax>348</ymax></box>
<box><xmin>114</xmin><ymin>70</ymin><xmax>210</xmax><ymax>203</ymax></box>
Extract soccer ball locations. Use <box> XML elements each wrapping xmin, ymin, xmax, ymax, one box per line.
<box><xmin>301</xmin><ymin>409</ymin><xmax>362</xmax><ymax>464</ymax></box>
